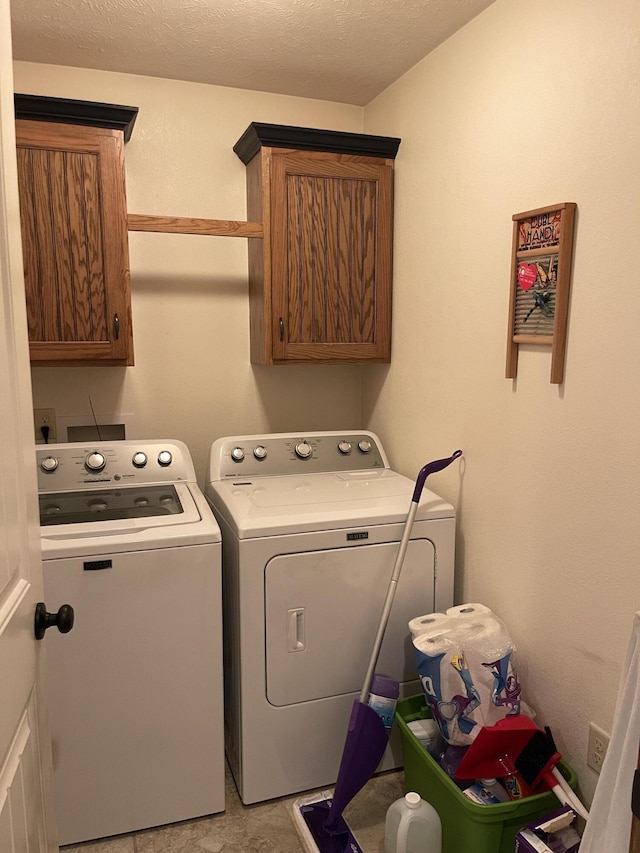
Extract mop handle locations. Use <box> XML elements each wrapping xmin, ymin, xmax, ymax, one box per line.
<box><xmin>359</xmin><ymin>449</ymin><xmax>463</xmax><ymax>703</ymax></box>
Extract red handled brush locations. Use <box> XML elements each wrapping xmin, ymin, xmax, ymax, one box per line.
<box><xmin>515</xmin><ymin>728</ymin><xmax>589</xmax><ymax>820</ymax></box>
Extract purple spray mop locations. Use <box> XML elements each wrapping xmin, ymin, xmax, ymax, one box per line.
<box><xmin>297</xmin><ymin>449</ymin><xmax>463</xmax><ymax>853</ymax></box>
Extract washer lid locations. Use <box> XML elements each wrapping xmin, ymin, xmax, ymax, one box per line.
<box><xmin>39</xmin><ymin>484</ymin><xmax>187</xmax><ymax>526</ymax></box>
<box><xmin>206</xmin><ymin>468</ymin><xmax>454</xmax><ymax>538</ymax></box>
<box><xmin>40</xmin><ymin>482</ymin><xmax>222</xmax><ymax>559</ymax></box>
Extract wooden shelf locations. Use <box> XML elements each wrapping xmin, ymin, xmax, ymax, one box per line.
<box><xmin>127</xmin><ymin>214</ymin><xmax>263</xmax><ymax>238</ymax></box>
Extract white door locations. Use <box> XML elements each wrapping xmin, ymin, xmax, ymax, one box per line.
<box><xmin>0</xmin><ymin>1</ymin><xmax>58</xmax><ymax>849</ymax></box>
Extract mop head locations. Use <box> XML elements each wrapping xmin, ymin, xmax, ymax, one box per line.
<box><xmin>291</xmin><ymin>790</ymin><xmax>364</xmax><ymax>853</ymax></box>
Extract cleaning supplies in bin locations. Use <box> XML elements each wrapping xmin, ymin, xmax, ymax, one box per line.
<box><xmin>410</xmin><ymin>603</ymin><xmax>524</xmax><ymax>746</ymax></box>
<box><xmin>515</xmin><ymin>806</ymin><xmax>581</xmax><ymax>853</ymax></box>
<box><xmin>454</xmin><ymin>713</ymin><xmax>590</xmax><ymax>819</ymax></box>
<box><xmin>440</xmin><ymin>744</ymin><xmax>470</xmax><ymax>787</ymax></box>
<box><xmin>462</xmin><ymin>778</ymin><xmax>510</xmax><ymax>805</ymax></box>
<box><xmin>406</xmin><ymin>717</ymin><xmax>445</xmax><ymax>759</ymax></box>
<box><xmin>396</xmin><ymin>693</ymin><xmax>581</xmax><ymax>853</ymax></box>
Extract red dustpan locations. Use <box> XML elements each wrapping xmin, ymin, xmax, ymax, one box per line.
<box><xmin>455</xmin><ymin>715</ymin><xmax>540</xmax><ymax>782</ymax></box>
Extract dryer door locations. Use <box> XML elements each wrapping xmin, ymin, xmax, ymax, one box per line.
<box><xmin>265</xmin><ymin>538</ymin><xmax>435</xmax><ymax>706</ymax></box>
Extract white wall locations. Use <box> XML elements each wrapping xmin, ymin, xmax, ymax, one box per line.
<box><xmin>14</xmin><ymin>62</ymin><xmax>365</xmax><ymax>483</ymax></box>
<box><xmin>363</xmin><ymin>0</ymin><xmax>640</xmax><ymax>801</ymax></box>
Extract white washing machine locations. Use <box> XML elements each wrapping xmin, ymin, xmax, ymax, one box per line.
<box><xmin>205</xmin><ymin>430</ymin><xmax>456</xmax><ymax>805</ymax></box>
<box><xmin>37</xmin><ymin>439</ymin><xmax>224</xmax><ymax>845</ymax></box>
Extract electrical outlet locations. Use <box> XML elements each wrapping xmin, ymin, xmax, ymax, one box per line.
<box><xmin>587</xmin><ymin>722</ymin><xmax>610</xmax><ymax>773</ymax></box>
<box><xmin>34</xmin><ymin>408</ymin><xmax>57</xmax><ymax>445</ymax></box>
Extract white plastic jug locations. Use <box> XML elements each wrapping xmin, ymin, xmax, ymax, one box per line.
<box><xmin>384</xmin><ymin>791</ymin><xmax>442</xmax><ymax>853</ymax></box>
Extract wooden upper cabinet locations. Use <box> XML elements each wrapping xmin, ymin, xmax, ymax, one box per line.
<box><xmin>235</xmin><ymin>123</ymin><xmax>400</xmax><ymax>365</ymax></box>
<box><xmin>14</xmin><ymin>95</ymin><xmax>138</xmax><ymax>366</ymax></box>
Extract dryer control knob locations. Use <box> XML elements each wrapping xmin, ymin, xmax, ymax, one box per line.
<box><xmin>295</xmin><ymin>441</ymin><xmax>312</xmax><ymax>459</ymax></box>
<box><xmin>231</xmin><ymin>447</ymin><xmax>245</xmax><ymax>462</ymax></box>
<box><xmin>253</xmin><ymin>445</ymin><xmax>267</xmax><ymax>460</ymax></box>
<box><xmin>158</xmin><ymin>450</ymin><xmax>173</xmax><ymax>467</ymax></box>
<box><xmin>338</xmin><ymin>441</ymin><xmax>352</xmax><ymax>454</ymax></box>
<box><xmin>40</xmin><ymin>456</ymin><xmax>59</xmax><ymax>472</ymax></box>
<box><xmin>358</xmin><ymin>440</ymin><xmax>372</xmax><ymax>453</ymax></box>
<box><xmin>85</xmin><ymin>451</ymin><xmax>106</xmax><ymax>471</ymax></box>
<box><xmin>132</xmin><ymin>452</ymin><xmax>147</xmax><ymax>468</ymax></box>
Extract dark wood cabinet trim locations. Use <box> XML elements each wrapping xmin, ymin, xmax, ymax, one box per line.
<box><xmin>234</xmin><ymin>122</ymin><xmax>401</xmax><ymax>165</ymax></box>
<box><xmin>15</xmin><ymin>94</ymin><xmax>138</xmax><ymax>142</ymax></box>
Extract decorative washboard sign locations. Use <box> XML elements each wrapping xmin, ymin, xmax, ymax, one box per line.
<box><xmin>505</xmin><ymin>202</ymin><xmax>576</xmax><ymax>384</ymax></box>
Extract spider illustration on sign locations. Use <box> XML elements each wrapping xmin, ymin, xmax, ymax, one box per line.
<box><xmin>523</xmin><ymin>287</ymin><xmax>553</xmax><ymax>322</ymax></box>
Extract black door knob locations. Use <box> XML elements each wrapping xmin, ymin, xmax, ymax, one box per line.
<box><xmin>34</xmin><ymin>602</ymin><xmax>75</xmax><ymax>640</ymax></box>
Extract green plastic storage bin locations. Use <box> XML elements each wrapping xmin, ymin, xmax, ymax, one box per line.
<box><xmin>395</xmin><ymin>694</ymin><xmax>579</xmax><ymax>853</ymax></box>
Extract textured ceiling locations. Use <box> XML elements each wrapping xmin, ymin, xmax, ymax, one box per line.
<box><xmin>10</xmin><ymin>0</ymin><xmax>496</xmax><ymax>106</ymax></box>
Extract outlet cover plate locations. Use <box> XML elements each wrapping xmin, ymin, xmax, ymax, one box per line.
<box><xmin>34</xmin><ymin>408</ymin><xmax>57</xmax><ymax>444</ymax></box>
<box><xmin>587</xmin><ymin>722</ymin><xmax>610</xmax><ymax>773</ymax></box>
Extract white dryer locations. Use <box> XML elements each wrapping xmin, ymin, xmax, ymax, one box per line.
<box><xmin>37</xmin><ymin>439</ymin><xmax>224</xmax><ymax>845</ymax></box>
<box><xmin>205</xmin><ymin>431</ymin><xmax>456</xmax><ymax>805</ymax></box>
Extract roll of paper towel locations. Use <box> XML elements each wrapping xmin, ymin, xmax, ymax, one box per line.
<box><xmin>411</xmin><ymin>604</ymin><xmax>523</xmax><ymax>745</ymax></box>
<box><xmin>446</xmin><ymin>603</ymin><xmax>494</xmax><ymax>620</ymax></box>
<box><xmin>408</xmin><ymin>611</ymin><xmax>453</xmax><ymax>640</ymax></box>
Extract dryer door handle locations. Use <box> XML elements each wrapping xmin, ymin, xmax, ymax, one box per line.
<box><xmin>287</xmin><ymin>608</ymin><xmax>306</xmax><ymax>652</ymax></box>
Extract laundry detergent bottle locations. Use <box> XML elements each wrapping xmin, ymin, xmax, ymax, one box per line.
<box><xmin>384</xmin><ymin>791</ymin><xmax>442</xmax><ymax>853</ymax></box>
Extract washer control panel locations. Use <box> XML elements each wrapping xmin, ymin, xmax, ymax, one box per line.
<box><xmin>213</xmin><ymin>432</ymin><xmax>387</xmax><ymax>479</ymax></box>
<box><xmin>37</xmin><ymin>440</ymin><xmax>193</xmax><ymax>491</ymax></box>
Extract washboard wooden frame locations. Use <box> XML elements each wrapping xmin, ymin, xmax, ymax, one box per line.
<box><xmin>505</xmin><ymin>202</ymin><xmax>576</xmax><ymax>384</ymax></box>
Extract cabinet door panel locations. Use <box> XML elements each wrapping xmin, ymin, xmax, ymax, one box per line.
<box><xmin>310</xmin><ymin>176</ymin><xmax>328</xmax><ymax>344</ymax></box>
<box><xmin>283</xmin><ymin>172</ymin><xmax>378</xmax><ymax>347</ymax></box>
<box><xmin>285</xmin><ymin>172</ymin><xmax>304</xmax><ymax>343</ymax></box>
<box><xmin>15</xmin><ymin>120</ymin><xmax>133</xmax><ymax>365</ymax></box>
<box><xmin>50</xmin><ymin>150</ymin><xmax>76</xmax><ymax>342</ymax></box>
<box><xmin>336</xmin><ymin>177</ymin><xmax>353</xmax><ymax>344</ymax></box>
<box><xmin>271</xmin><ymin>153</ymin><xmax>392</xmax><ymax>363</ymax></box>
<box><xmin>80</xmin><ymin>150</ymin><xmax>109</xmax><ymax>342</ymax></box>
<box><xmin>15</xmin><ymin>148</ymin><xmax>44</xmax><ymax>341</ymax></box>
<box><xmin>66</xmin><ymin>151</ymin><xmax>92</xmax><ymax>341</ymax></box>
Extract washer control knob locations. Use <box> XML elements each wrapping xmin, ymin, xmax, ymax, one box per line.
<box><xmin>231</xmin><ymin>447</ymin><xmax>245</xmax><ymax>462</ymax></box>
<box><xmin>158</xmin><ymin>450</ymin><xmax>173</xmax><ymax>467</ymax></box>
<box><xmin>358</xmin><ymin>439</ymin><xmax>372</xmax><ymax>454</ymax></box>
<box><xmin>253</xmin><ymin>445</ymin><xmax>267</xmax><ymax>460</ymax></box>
<box><xmin>295</xmin><ymin>441</ymin><xmax>313</xmax><ymax>459</ymax></box>
<box><xmin>40</xmin><ymin>456</ymin><xmax>59</xmax><ymax>472</ymax></box>
<box><xmin>132</xmin><ymin>452</ymin><xmax>147</xmax><ymax>468</ymax></box>
<box><xmin>85</xmin><ymin>451</ymin><xmax>106</xmax><ymax>472</ymax></box>
<box><xmin>338</xmin><ymin>441</ymin><xmax>352</xmax><ymax>455</ymax></box>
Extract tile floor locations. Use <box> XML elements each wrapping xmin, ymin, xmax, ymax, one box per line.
<box><xmin>63</xmin><ymin>762</ymin><xmax>405</xmax><ymax>853</ymax></box>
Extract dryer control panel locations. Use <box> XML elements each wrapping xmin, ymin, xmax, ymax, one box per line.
<box><xmin>210</xmin><ymin>431</ymin><xmax>388</xmax><ymax>479</ymax></box>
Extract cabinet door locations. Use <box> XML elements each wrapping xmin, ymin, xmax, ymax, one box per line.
<box><xmin>15</xmin><ymin>120</ymin><xmax>133</xmax><ymax>365</ymax></box>
<box><xmin>270</xmin><ymin>151</ymin><xmax>393</xmax><ymax>363</ymax></box>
